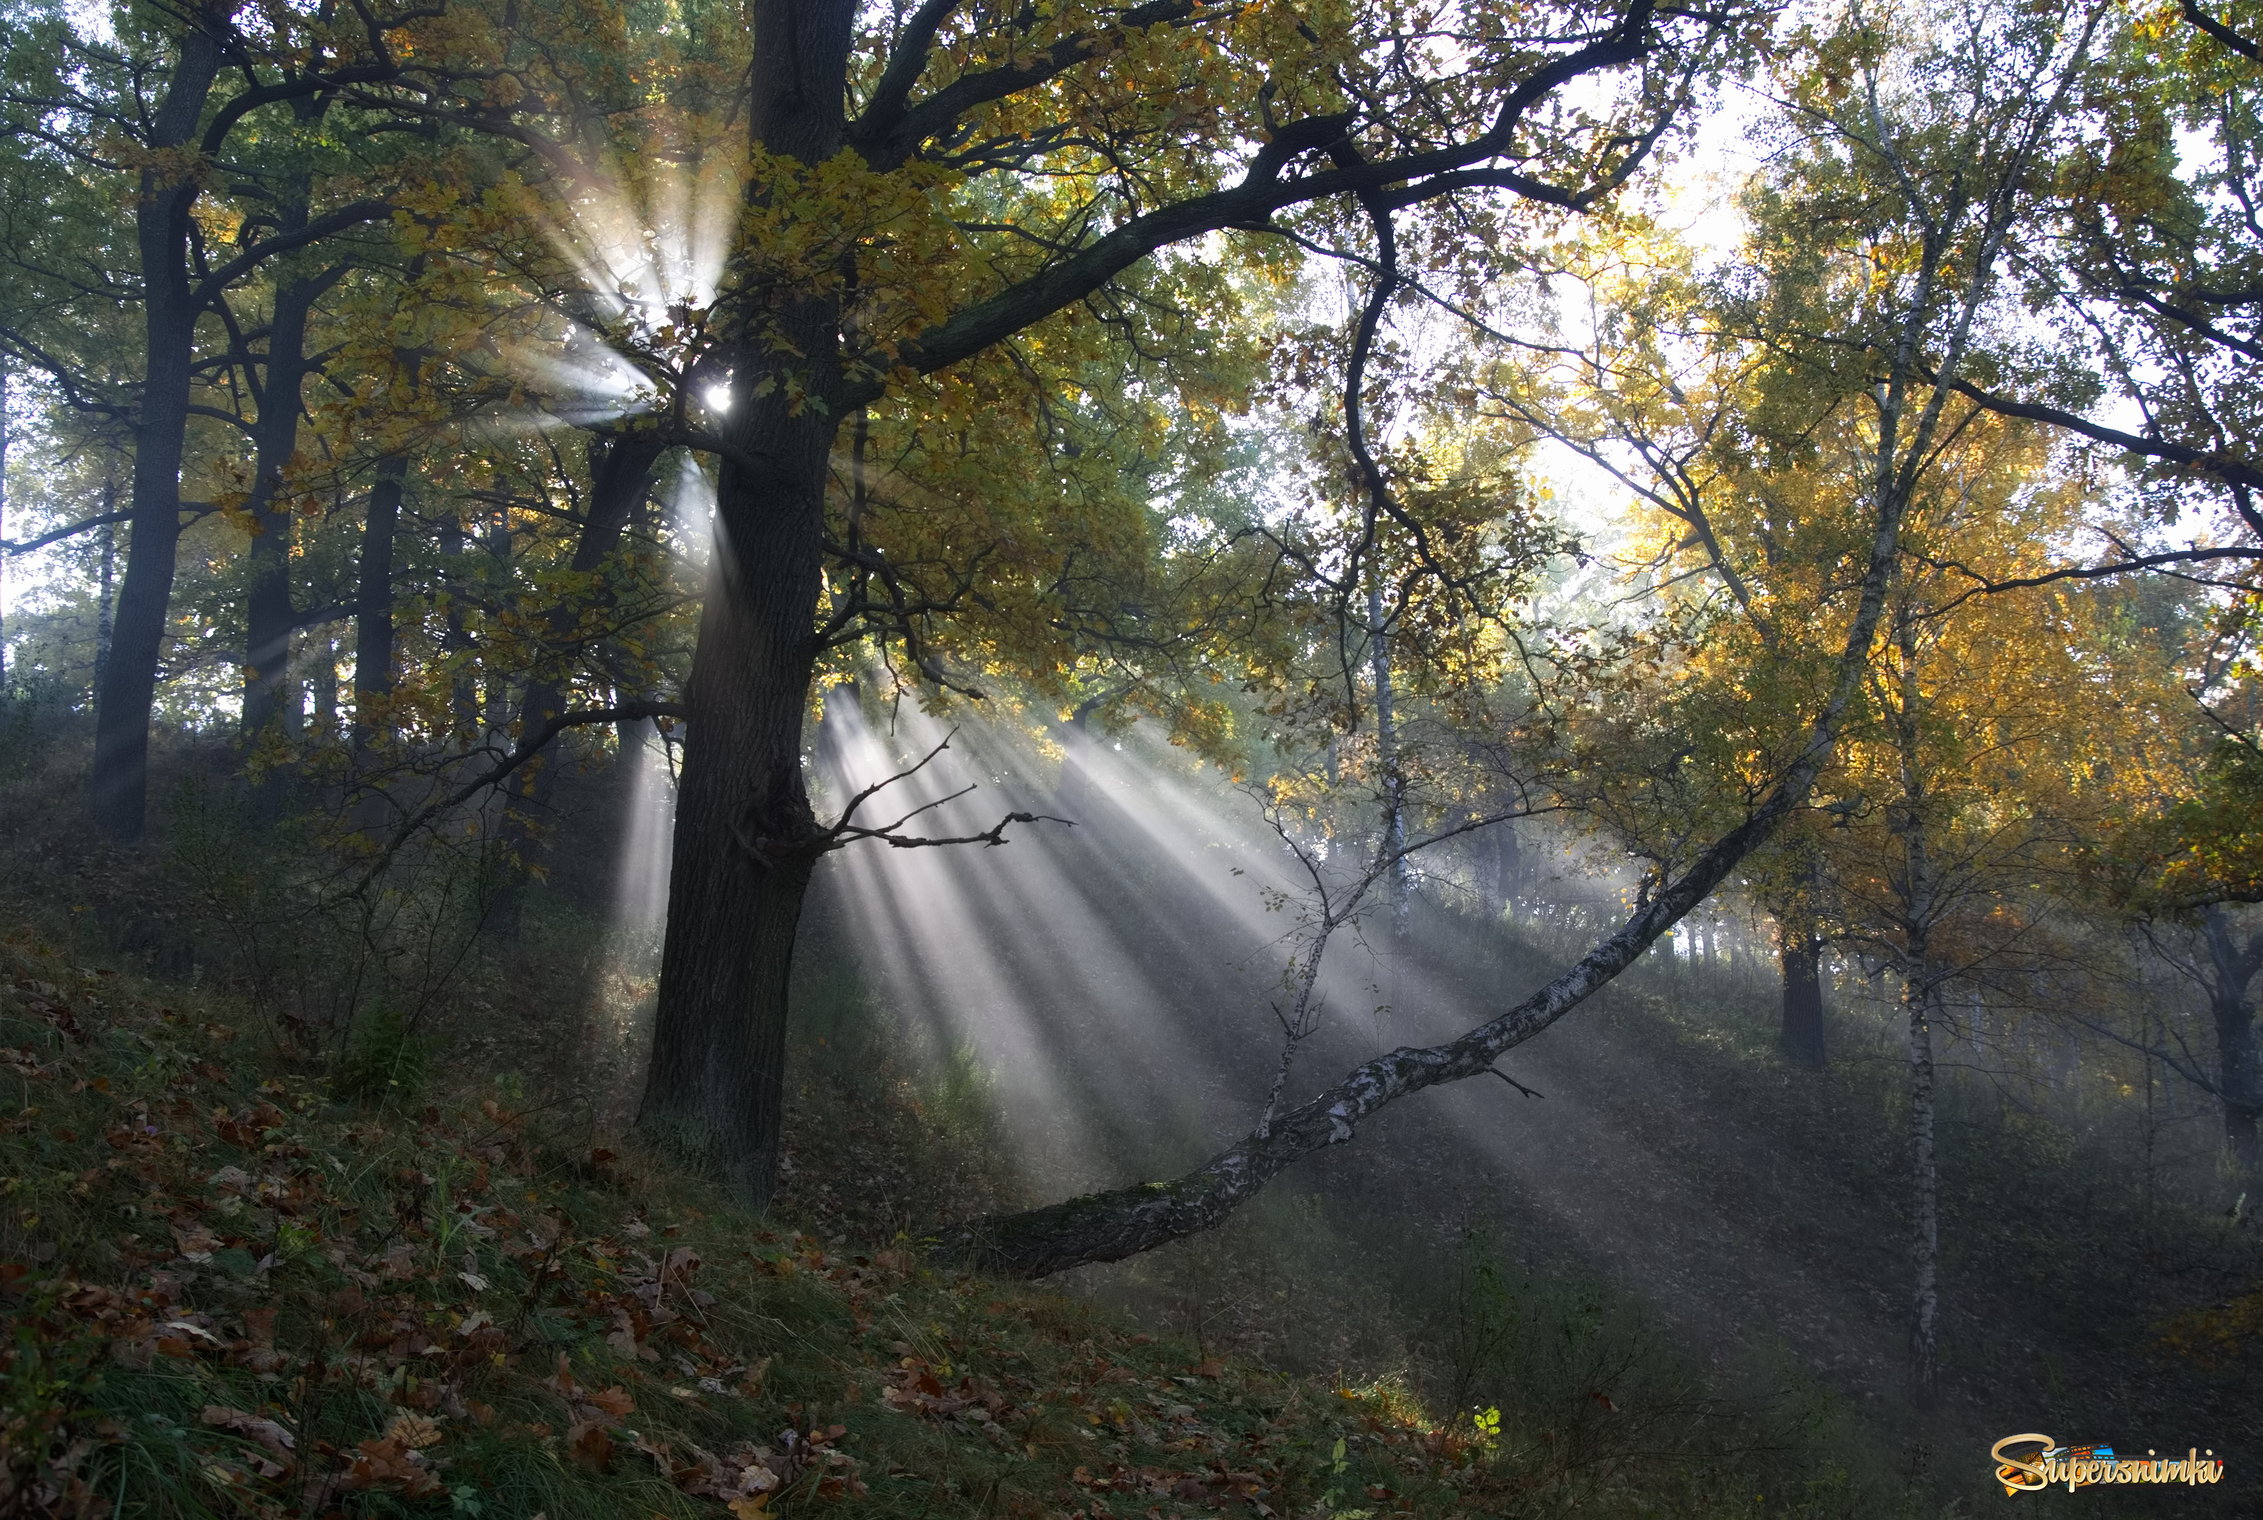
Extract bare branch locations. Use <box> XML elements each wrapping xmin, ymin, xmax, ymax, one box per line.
<box><xmin>741</xmin><ymin>728</ymin><xmax>1074</xmax><ymax>868</ymax></box>
<box><xmin>1488</xmin><ymin>1066</ymin><xmax>1545</xmax><ymax>1099</ymax></box>
<box><xmin>346</xmin><ymin>702</ymin><xmax>688</xmax><ymax>899</ymax></box>
<box><xmin>1</xmin><ymin>508</ymin><xmax>136</xmax><ymax>554</ymax></box>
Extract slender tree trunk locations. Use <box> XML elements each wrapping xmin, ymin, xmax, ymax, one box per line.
<box><xmin>1367</xmin><ymin>577</ymin><xmax>1407</xmax><ymax>925</ymax></box>
<box><xmin>480</xmin><ymin>514</ymin><xmax>512</xmax><ymax>735</ymax></box>
<box><xmin>488</xmin><ymin>431</ymin><xmax>667</xmax><ymax>930</ymax></box>
<box><xmin>95</xmin><ymin>512</ymin><xmax>116</xmax><ymax>692</ymax></box>
<box><xmin>308</xmin><ymin>631</ymin><xmax>336</xmax><ymax>730</ymax></box>
<box><xmin>1905</xmin><ymin>966</ymin><xmax>1941</xmax><ymax>1411</ymax></box>
<box><xmin>89</xmin><ymin>24</ymin><xmax>223</xmax><ymax>839</ymax></box>
<box><xmin>636</xmin><ymin>0</ymin><xmax>855</xmax><ymax>1208</ymax></box>
<box><xmin>354</xmin><ymin>455</ymin><xmax>405</xmax><ymax>729</ymax></box>
<box><xmin>346</xmin><ymin>457</ymin><xmax>406</xmax><ymax>834</ymax></box>
<box><xmin>438</xmin><ymin>512</ymin><xmax>478</xmax><ymax>735</ymax></box>
<box><xmin>506</xmin><ymin>432</ymin><xmax>665</xmax><ymax>756</ymax></box>
<box><xmin>1480</xmin><ymin>821</ymin><xmax>1522</xmax><ymax>916</ymax></box>
<box><xmin>242</xmin><ymin>263</ymin><xmax>332</xmax><ymax>740</ymax></box>
<box><xmin>1894</xmin><ymin>604</ymin><xmax>1941</xmax><ymax>1411</ymax></box>
<box><xmin>2202</xmin><ymin>908</ymin><xmax>2263</xmax><ymax>1175</ymax></box>
<box><xmin>0</xmin><ymin>364</ymin><xmax>10</xmax><ymax>687</ymax></box>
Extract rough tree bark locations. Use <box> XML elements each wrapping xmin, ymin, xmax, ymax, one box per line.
<box><xmin>1779</xmin><ymin>896</ymin><xmax>1827</xmax><ymax>1069</ymax></box>
<box><xmin>88</xmin><ymin>21</ymin><xmax>222</xmax><ymax>839</ymax></box>
<box><xmin>635</xmin><ymin>0</ymin><xmax>855</xmax><ymax>1200</ymax></box>
<box><xmin>1892</xmin><ymin>603</ymin><xmax>1942</xmax><ymax>1412</ymax></box>
<box><xmin>633</xmin><ymin>0</ymin><xmax>1692</xmax><ymax>1209</ymax></box>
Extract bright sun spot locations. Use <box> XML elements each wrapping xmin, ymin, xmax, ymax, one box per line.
<box><xmin>518</xmin><ymin>153</ymin><xmax>740</xmax><ymax>424</ymax></box>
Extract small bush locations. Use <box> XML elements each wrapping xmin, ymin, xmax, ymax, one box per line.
<box><xmin>331</xmin><ymin>1005</ymin><xmax>431</xmax><ymax>1105</ymax></box>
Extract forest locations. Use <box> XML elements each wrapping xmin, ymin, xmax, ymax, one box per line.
<box><xmin>2</xmin><ymin>0</ymin><xmax>2262</xmax><ymax>1513</ymax></box>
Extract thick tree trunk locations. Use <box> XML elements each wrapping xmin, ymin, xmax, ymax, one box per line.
<box><xmin>1779</xmin><ymin>920</ymin><xmax>1826</xmax><ymax>1069</ymax></box>
<box><xmin>634</xmin><ymin>425</ymin><xmax>832</xmax><ymax>1200</ymax></box>
<box><xmin>90</xmin><ymin>25</ymin><xmax>222</xmax><ymax>840</ymax></box>
<box><xmin>636</xmin><ymin>0</ymin><xmax>855</xmax><ymax>1208</ymax></box>
<box><xmin>242</xmin><ymin>265</ymin><xmax>330</xmax><ymax>740</ymax></box>
<box><xmin>94</xmin><ymin>515</ymin><xmax>116</xmax><ymax>691</ymax></box>
<box><xmin>2203</xmin><ymin>908</ymin><xmax>2263</xmax><ymax>1175</ymax></box>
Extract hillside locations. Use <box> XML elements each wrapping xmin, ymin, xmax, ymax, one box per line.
<box><xmin>5</xmin><ymin>715</ymin><xmax>2260</xmax><ymax>1517</ymax></box>
<box><xmin>1</xmin><ymin>906</ymin><xmax>1894</xmax><ymax>1520</ymax></box>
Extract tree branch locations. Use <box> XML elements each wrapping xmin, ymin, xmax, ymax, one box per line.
<box><xmin>1917</xmin><ymin>544</ymin><xmax>2263</xmax><ymax>615</ymax></box>
<box><xmin>932</xmin><ymin>299</ymin><xmax>1918</xmax><ymax>1274</ymax></box>
<box><xmin>865</xmin><ymin>1</ymin><xmax>1663</xmax><ymax>389</ymax></box>
<box><xmin>189</xmin><ymin>200</ymin><xmax>390</xmax><ymax>310</ymax></box>
<box><xmin>739</xmin><ymin>728</ymin><xmax>1072</xmax><ymax>868</ymax></box>
<box><xmin>2183</xmin><ymin>0</ymin><xmax>2263</xmax><ymax>64</ymax></box>
<box><xmin>1934</xmin><ymin>372</ymin><xmax>2263</xmax><ymax>494</ymax></box>
<box><xmin>1</xmin><ymin>508</ymin><xmax>136</xmax><ymax>554</ymax></box>
<box><xmin>850</xmin><ymin>0</ymin><xmax>1207</xmax><ymax>170</ymax></box>
<box><xmin>346</xmin><ymin>702</ymin><xmax>688</xmax><ymax>898</ymax></box>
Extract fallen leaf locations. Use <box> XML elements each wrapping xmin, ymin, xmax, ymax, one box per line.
<box><xmin>567</xmin><ymin>1420</ymin><xmax>615</xmax><ymax>1472</ymax></box>
<box><xmin>344</xmin><ymin>1435</ymin><xmax>443</xmax><ymax>1498</ymax></box>
<box><xmin>585</xmin><ymin>1385</ymin><xmax>635</xmax><ymax>1421</ymax></box>
<box><xmin>199</xmin><ymin>1405</ymin><xmax>296</xmax><ymax>1478</ymax></box>
<box><xmin>385</xmin><ymin>1413</ymin><xmax>443</xmax><ymax>1449</ymax></box>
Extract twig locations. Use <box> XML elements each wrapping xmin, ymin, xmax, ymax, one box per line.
<box><xmin>1488</xmin><ymin>1066</ymin><xmax>1545</xmax><ymax>1099</ymax></box>
<box><xmin>341</xmin><ymin>702</ymin><xmax>687</xmax><ymax>901</ymax></box>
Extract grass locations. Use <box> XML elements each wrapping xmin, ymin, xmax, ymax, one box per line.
<box><xmin>8</xmin><ymin>724</ymin><xmax>2226</xmax><ymax>1517</ymax></box>
<box><xmin>0</xmin><ymin>897</ymin><xmax>1942</xmax><ymax>1519</ymax></box>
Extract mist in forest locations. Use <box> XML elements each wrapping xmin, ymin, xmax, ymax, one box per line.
<box><xmin>558</xmin><ymin>684</ymin><xmax>2250</xmax><ymax>1474</ymax></box>
<box><xmin>7</xmin><ymin>0</ymin><xmax>2263</xmax><ymax>1510</ymax></box>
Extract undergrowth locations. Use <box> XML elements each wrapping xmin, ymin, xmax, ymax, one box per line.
<box><xmin>0</xmin><ymin>920</ymin><xmax>1906</xmax><ymax>1519</ymax></box>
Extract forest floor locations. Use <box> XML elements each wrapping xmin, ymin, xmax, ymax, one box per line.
<box><xmin>1043</xmin><ymin>930</ymin><xmax>2263</xmax><ymax>1518</ymax></box>
<box><xmin>3</xmin><ymin>733</ymin><xmax>2258</xmax><ymax>1517</ymax></box>
<box><xmin>0</xmin><ymin>908</ymin><xmax>1924</xmax><ymax>1519</ymax></box>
